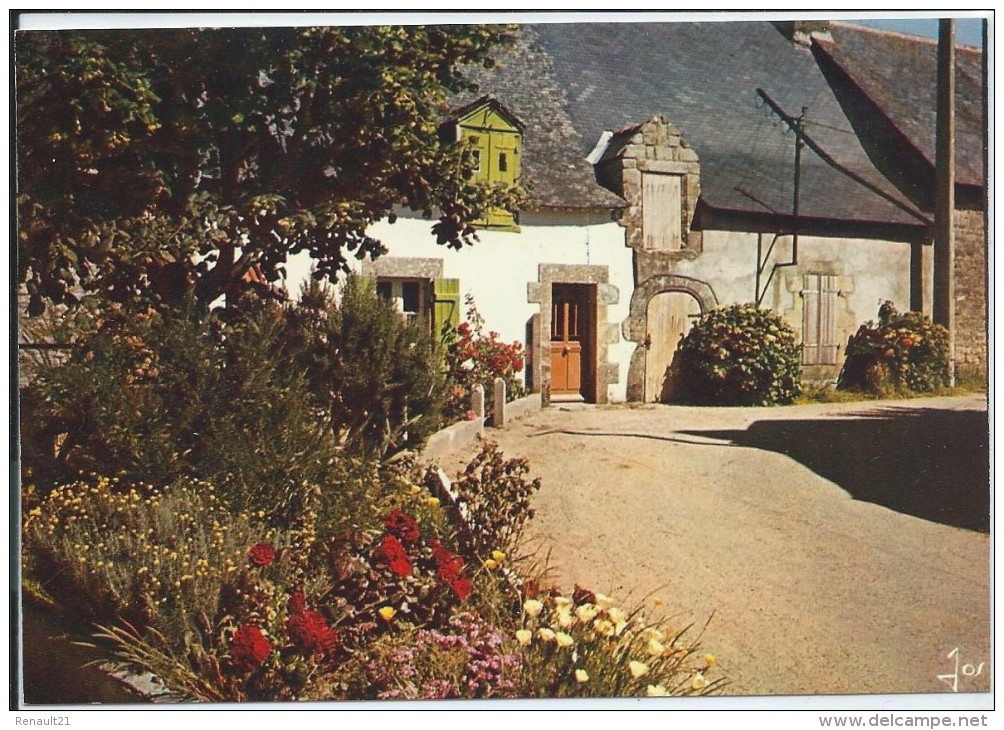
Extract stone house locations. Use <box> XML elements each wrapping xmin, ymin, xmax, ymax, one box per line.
<box><xmin>286</xmin><ymin>20</ymin><xmax>987</xmax><ymax>403</ymax></box>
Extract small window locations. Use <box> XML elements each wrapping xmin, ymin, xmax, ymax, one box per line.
<box><xmin>471</xmin><ymin>149</ymin><xmax>481</xmax><ymax>173</ymax></box>
<box><xmin>376</xmin><ymin>278</ymin><xmax>431</xmax><ymax>332</ymax></box>
<box><xmin>498</xmin><ymin>152</ymin><xmax>508</xmax><ymax>172</ymax></box>
<box><xmin>401</xmin><ymin>281</ymin><xmax>420</xmax><ymax>315</ymax></box>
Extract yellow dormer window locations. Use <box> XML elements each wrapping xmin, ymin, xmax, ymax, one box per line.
<box><xmin>450</xmin><ymin>97</ymin><xmax>524</xmax><ymax>231</ymax></box>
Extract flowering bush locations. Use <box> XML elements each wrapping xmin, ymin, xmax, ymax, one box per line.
<box><xmin>837</xmin><ymin>302</ymin><xmax>951</xmax><ymax>395</ymax></box>
<box><xmin>667</xmin><ymin>303</ymin><xmax>801</xmax><ymax>406</ymax></box>
<box><xmin>431</xmin><ymin>439</ymin><xmax>541</xmax><ymax>562</ymax></box>
<box><xmin>444</xmin><ymin>294</ymin><xmax>526</xmax><ymax>421</ymax></box>
<box><xmin>511</xmin><ymin>587</ymin><xmax>724</xmax><ymax>698</ymax></box>
<box><xmin>353</xmin><ymin>612</ymin><xmax>522</xmax><ymax>699</ymax></box>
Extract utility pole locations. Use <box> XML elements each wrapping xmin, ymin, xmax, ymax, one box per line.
<box><xmin>934</xmin><ymin>18</ymin><xmax>956</xmax><ymax>383</ymax></box>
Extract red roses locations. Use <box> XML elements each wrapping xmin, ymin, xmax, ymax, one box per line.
<box><xmin>384</xmin><ymin>509</ymin><xmax>420</xmax><ymax>544</ymax></box>
<box><xmin>431</xmin><ymin>539</ymin><xmax>472</xmax><ymax>602</ymax></box>
<box><xmin>248</xmin><ymin>542</ymin><xmax>275</xmax><ymax>567</ymax></box>
<box><xmin>377</xmin><ymin>535</ymin><xmax>413</xmax><ymax>577</ymax></box>
<box><xmin>230</xmin><ymin>624</ymin><xmax>271</xmax><ymax>673</ymax></box>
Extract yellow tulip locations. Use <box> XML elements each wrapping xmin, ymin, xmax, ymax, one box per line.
<box><xmin>378</xmin><ymin>606</ymin><xmax>396</xmax><ymax>622</ymax></box>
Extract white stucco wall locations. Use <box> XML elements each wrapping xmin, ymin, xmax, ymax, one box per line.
<box><xmin>674</xmin><ymin>229</ymin><xmax>916</xmax><ymax>364</ymax></box>
<box><xmin>284</xmin><ymin>209</ymin><xmax>635</xmax><ymax>402</ymax></box>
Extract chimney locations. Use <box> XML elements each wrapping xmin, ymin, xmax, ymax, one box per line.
<box><xmin>773</xmin><ymin>20</ymin><xmax>832</xmax><ymax>47</ymax></box>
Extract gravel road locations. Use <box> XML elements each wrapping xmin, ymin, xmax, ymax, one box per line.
<box><xmin>434</xmin><ymin>394</ymin><xmax>991</xmax><ymax>697</ymax></box>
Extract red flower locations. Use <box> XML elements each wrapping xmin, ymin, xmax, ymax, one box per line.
<box><xmin>512</xmin><ymin>357</ymin><xmax>524</xmax><ymax>372</ymax></box>
<box><xmin>450</xmin><ymin>577</ymin><xmax>473</xmax><ymax>602</ymax></box>
<box><xmin>900</xmin><ymin>338</ymin><xmax>914</xmax><ymax>348</ymax></box>
<box><xmin>377</xmin><ymin>535</ymin><xmax>413</xmax><ymax>577</ymax></box>
<box><xmin>384</xmin><ymin>509</ymin><xmax>420</xmax><ymax>544</ymax></box>
<box><xmin>464</xmin><ymin>409</ymin><xmax>478</xmax><ymax>421</ymax></box>
<box><xmin>248</xmin><ymin>542</ymin><xmax>275</xmax><ymax>567</ymax></box>
<box><xmin>431</xmin><ymin>540</ymin><xmax>466</xmax><ymax>584</ymax></box>
<box><xmin>287</xmin><ymin>610</ymin><xmax>337</xmax><ymax>656</ymax></box>
<box><xmin>573</xmin><ymin>584</ymin><xmax>597</xmax><ymax>606</ymax></box>
<box><xmin>458</xmin><ymin>322</ymin><xmax>471</xmax><ymax>336</ymax></box>
<box><xmin>288</xmin><ymin>590</ymin><xmax>306</xmax><ymax>616</ymax></box>
<box><xmin>230</xmin><ymin>624</ymin><xmax>271</xmax><ymax>673</ymax></box>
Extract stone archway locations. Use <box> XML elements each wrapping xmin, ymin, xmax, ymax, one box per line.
<box><xmin>623</xmin><ymin>275</ymin><xmax>718</xmax><ymax>402</ymax></box>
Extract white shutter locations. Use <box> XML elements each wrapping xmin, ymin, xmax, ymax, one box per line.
<box><xmin>642</xmin><ymin>173</ymin><xmax>683</xmax><ymax>250</ymax></box>
<box><xmin>803</xmin><ymin>275</ymin><xmax>821</xmax><ymax>365</ymax></box>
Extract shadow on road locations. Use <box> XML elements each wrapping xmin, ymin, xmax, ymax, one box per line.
<box><xmin>681</xmin><ymin>406</ymin><xmax>990</xmax><ymax>533</ymax></box>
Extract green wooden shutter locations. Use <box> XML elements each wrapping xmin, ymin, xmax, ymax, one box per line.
<box><xmin>433</xmin><ymin>278</ymin><xmax>461</xmax><ymax>339</ymax></box>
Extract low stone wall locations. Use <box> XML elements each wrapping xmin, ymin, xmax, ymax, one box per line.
<box><xmin>420</xmin><ymin>417</ymin><xmax>486</xmax><ymax>463</ymax></box>
<box><xmin>501</xmin><ymin>392</ymin><xmax>542</xmax><ymax>423</ymax></box>
<box><xmin>420</xmin><ymin>384</ymin><xmax>542</xmax><ymax>463</ymax></box>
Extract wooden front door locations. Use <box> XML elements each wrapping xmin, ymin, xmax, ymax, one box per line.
<box><xmin>645</xmin><ymin>291</ymin><xmax>700</xmax><ymax>402</ymax></box>
<box><xmin>550</xmin><ymin>285</ymin><xmax>585</xmax><ymax>396</ymax></box>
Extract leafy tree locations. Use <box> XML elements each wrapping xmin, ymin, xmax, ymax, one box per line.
<box><xmin>16</xmin><ymin>25</ymin><xmax>525</xmax><ymax>315</ymax></box>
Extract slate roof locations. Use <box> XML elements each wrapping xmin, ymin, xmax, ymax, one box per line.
<box><xmin>456</xmin><ymin>21</ymin><xmax>983</xmax><ymax>228</ymax></box>
<box><xmin>814</xmin><ymin>22</ymin><xmax>985</xmax><ymax>188</ymax></box>
<box><xmin>526</xmin><ymin>22</ymin><xmax>929</xmax><ymax>228</ymax></box>
<box><xmin>454</xmin><ymin>33</ymin><xmax>627</xmax><ymax>211</ymax></box>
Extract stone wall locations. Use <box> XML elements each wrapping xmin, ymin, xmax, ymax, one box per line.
<box><xmin>953</xmin><ymin>206</ymin><xmax>988</xmax><ymax>370</ymax></box>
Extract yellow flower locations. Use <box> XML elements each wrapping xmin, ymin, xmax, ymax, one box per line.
<box><xmin>556</xmin><ymin>609</ymin><xmax>574</xmax><ymax>629</ymax></box>
<box><xmin>594</xmin><ymin>593</ymin><xmax>613</xmax><ymax>610</ymax></box>
<box><xmin>705</xmin><ymin>654</ymin><xmax>716</xmax><ymax>667</ymax></box>
<box><xmin>555</xmin><ymin>632</ymin><xmax>574</xmax><ymax>648</ymax></box>
<box><xmin>575</xmin><ymin>604</ymin><xmax>598</xmax><ymax>622</ymax></box>
<box><xmin>593</xmin><ymin>619</ymin><xmax>615</xmax><ymax>637</ymax></box>
<box><xmin>378</xmin><ymin>606</ymin><xmax>396</xmax><ymax>622</ymax></box>
<box><xmin>575</xmin><ymin>669</ymin><xmax>589</xmax><ymax>683</ymax></box>
<box><xmin>409</xmin><ymin>485</ymin><xmax>422</xmax><ymax>495</ymax></box>
<box><xmin>646</xmin><ymin>684</ymin><xmax>670</xmax><ymax>697</ymax></box>
<box><xmin>629</xmin><ymin>660</ymin><xmax>650</xmax><ymax>678</ymax></box>
<box><xmin>484</xmin><ymin>559</ymin><xmax>498</xmax><ymax>570</ymax></box>
<box><xmin>523</xmin><ymin>599</ymin><xmax>544</xmax><ymax>618</ymax></box>
<box><xmin>647</xmin><ymin>638</ymin><xmax>665</xmax><ymax>656</ymax></box>
<box><xmin>516</xmin><ymin>629</ymin><xmax>532</xmax><ymax>646</ymax></box>
<box><xmin>553</xmin><ymin>596</ymin><xmax>573</xmax><ymax>611</ymax></box>
<box><xmin>426</xmin><ymin>497</ymin><xmax>440</xmax><ymax>507</ymax></box>
<box><xmin>491</xmin><ymin>550</ymin><xmax>506</xmax><ymax>563</ymax></box>
<box><xmin>537</xmin><ymin>628</ymin><xmax>556</xmax><ymax>642</ymax></box>
<box><xmin>691</xmin><ymin>672</ymin><xmax>709</xmax><ymax>691</ymax></box>
<box><xmin>608</xmin><ymin>606</ymin><xmax>627</xmax><ymax>624</ymax></box>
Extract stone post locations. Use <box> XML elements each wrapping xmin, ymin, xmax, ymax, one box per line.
<box><xmin>471</xmin><ymin>384</ymin><xmax>485</xmax><ymax>436</ymax></box>
<box><xmin>493</xmin><ymin>377</ymin><xmax>507</xmax><ymax>428</ymax></box>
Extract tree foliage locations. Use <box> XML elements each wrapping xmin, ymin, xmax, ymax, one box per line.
<box><xmin>16</xmin><ymin>25</ymin><xmax>525</xmax><ymax>315</ymax></box>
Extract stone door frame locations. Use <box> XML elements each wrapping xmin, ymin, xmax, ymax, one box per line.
<box><xmin>623</xmin><ymin>274</ymin><xmax>718</xmax><ymax>402</ymax></box>
<box><xmin>528</xmin><ymin>264</ymin><xmax>621</xmax><ymax>405</ymax></box>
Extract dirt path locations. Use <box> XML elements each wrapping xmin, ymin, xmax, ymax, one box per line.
<box><xmin>434</xmin><ymin>394</ymin><xmax>991</xmax><ymax>697</ymax></box>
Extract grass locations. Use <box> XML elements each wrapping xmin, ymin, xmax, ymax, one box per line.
<box><xmin>795</xmin><ymin>367</ymin><xmax>987</xmax><ymax>405</ymax></box>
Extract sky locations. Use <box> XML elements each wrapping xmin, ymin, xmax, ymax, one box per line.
<box><xmin>848</xmin><ymin>17</ymin><xmax>987</xmax><ymax>48</ymax></box>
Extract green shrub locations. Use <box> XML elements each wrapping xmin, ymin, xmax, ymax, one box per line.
<box><xmin>282</xmin><ymin>276</ymin><xmax>449</xmax><ymax>458</ymax></box>
<box><xmin>837</xmin><ymin>302</ymin><xmax>951</xmax><ymax>395</ymax></box>
<box><xmin>23</xmin><ymin>305</ymin><xmax>347</xmax><ymax>520</ymax></box>
<box><xmin>666</xmin><ymin>303</ymin><xmax>802</xmax><ymax>406</ymax></box>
